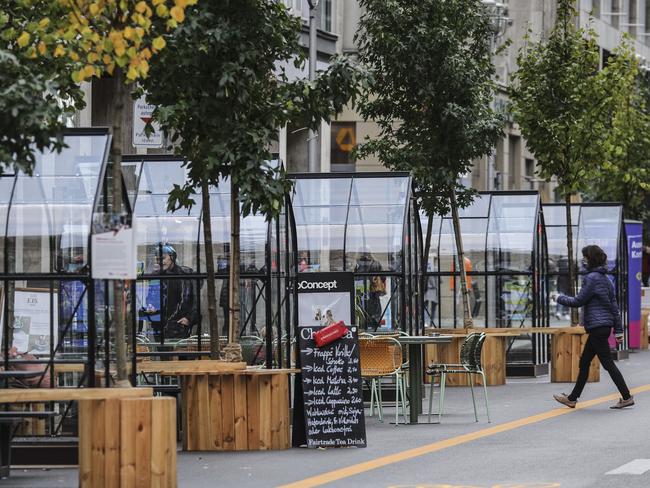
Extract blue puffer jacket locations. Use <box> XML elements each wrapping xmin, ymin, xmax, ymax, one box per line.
<box><xmin>557</xmin><ymin>266</ymin><xmax>622</xmax><ymax>334</ymax></box>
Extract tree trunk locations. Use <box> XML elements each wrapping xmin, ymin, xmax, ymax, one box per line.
<box><xmin>111</xmin><ymin>69</ymin><xmax>129</xmax><ymax>386</ymax></box>
<box><xmin>201</xmin><ymin>180</ymin><xmax>220</xmax><ymax>359</ymax></box>
<box><xmin>565</xmin><ymin>193</ymin><xmax>578</xmax><ymax>326</ymax></box>
<box><xmin>422</xmin><ymin>212</ymin><xmax>434</xmax><ymax>328</ymax></box>
<box><xmin>450</xmin><ymin>189</ymin><xmax>473</xmax><ymax>329</ymax></box>
<box><xmin>224</xmin><ymin>183</ymin><xmax>243</xmax><ymax>362</ymax></box>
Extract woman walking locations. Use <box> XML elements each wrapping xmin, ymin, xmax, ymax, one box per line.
<box><xmin>553</xmin><ymin>245</ymin><xmax>634</xmax><ymax>409</ymax></box>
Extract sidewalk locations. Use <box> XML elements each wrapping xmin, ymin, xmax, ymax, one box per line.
<box><xmin>5</xmin><ymin>349</ymin><xmax>650</xmax><ymax>487</ymax></box>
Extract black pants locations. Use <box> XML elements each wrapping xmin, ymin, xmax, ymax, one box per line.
<box><xmin>569</xmin><ymin>327</ymin><xmax>631</xmax><ymax>401</ymax></box>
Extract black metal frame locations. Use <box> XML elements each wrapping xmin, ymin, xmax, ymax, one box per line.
<box><xmin>543</xmin><ymin>202</ymin><xmax>628</xmax><ymax>349</ymax></box>
<box><xmin>287</xmin><ymin>172</ymin><xmax>419</xmax><ymax>336</ymax></box>
<box><xmin>123</xmin><ymin>155</ymin><xmax>285</xmax><ymax>371</ymax></box>
<box><xmin>421</xmin><ymin>191</ymin><xmax>550</xmax><ymax>371</ymax></box>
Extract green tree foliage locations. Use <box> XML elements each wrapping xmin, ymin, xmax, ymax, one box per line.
<box><xmin>510</xmin><ymin>0</ymin><xmax>613</xmax><ymax>317</ymax></box>
<box><xmin>355</xmin><ymin>0</ymin><xmax>502</xmax><ymax>327</ymax></box>
<box><xmin>140</xmin><ymin>0</ymin><xmax>366</xmax><ymax>356</ymax></box>
<box><xmin>584</xmin><ymin>39</ymin><xmax>650</xmax><ymax>237</ymax></box>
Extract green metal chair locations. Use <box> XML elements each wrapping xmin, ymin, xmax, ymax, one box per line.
<box><xmin>426</xmin><ymin>332</ymin><xmax>491</xmax><ymax>423</ymax></box>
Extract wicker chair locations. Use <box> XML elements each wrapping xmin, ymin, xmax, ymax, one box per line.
<box><xmin>426</xmin><ymin>332</ymin><xmax>490</xmax><ymax>423</ymax></box>
<box><xmin>359</xmin><ymin>336</ymin><xmax>408</xmax><ymax>424</ymax></box>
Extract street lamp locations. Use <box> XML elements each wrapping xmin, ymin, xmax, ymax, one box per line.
<box><xmin>308</xmin><ymin>0</ymin><xmax>319</xmax><ymax>173</ymax></box>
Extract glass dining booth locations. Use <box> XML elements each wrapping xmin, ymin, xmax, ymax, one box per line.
<box><xmin>123</xmin><ymin>155</ymin><xmax>290</xmax><ymax>370</ymax></box>
<box><xmin>543</xmin><ymin>203</ymin><xmax>628</xmax><ymax>347</ymax></box>
<box><xmin>421</xmin><ymin>191</ymin><xmax>549</xmax><ymax>375</ymax></box>
<box><xmin>288</xmin><ymin>172</ymin><xmax>421</xmax><ymax>334</ymax></box>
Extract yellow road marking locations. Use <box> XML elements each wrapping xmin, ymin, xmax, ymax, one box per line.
<box><xmin>279</xmin><ymin>384</ymin><xmax>650</xmax><ymax>488</ymax></box>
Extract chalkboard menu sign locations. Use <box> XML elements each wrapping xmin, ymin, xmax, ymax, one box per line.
<box><xmin>296</xmin><ymin>324</ymin><xmax>366</xmax><ymax>448</ymax></box>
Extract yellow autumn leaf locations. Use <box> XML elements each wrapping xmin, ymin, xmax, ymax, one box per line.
<box><xmin>102</xmin><ymin>54</ymin><xmax>112</xmax><ymax>64</ymax></box>
<box><xmin>152</xmin><ymin>36</ymin><xmax>166</xmax><ymax>51</ymax></box>
<box><xmin>175</xmin><ymin>0</ymin><xmax>188</xmax><ymax>7</ymax></box>
<box><xmin>139</xmin><ymin>59</ymin><xmax>149</xmax><ymax>75</ymax></box>
<box><xmin>38</xmin><ymin>18</ymin><xmax>50</xmax><ymax>29</ymax></box>
<box><xmin>87</xmin><ymin>52</ymin><xmax>99</xmax><ymax>63</ymax></box>
<box><xmin>152</xmin><ymin>0</ymin><xmax>165</xmax><ymax>5</ymax></box>
<box><xmin>155</xmin><ymin>4</ymin><xmax>168</xmax><ymax>17</ymax></box>
<box><xmin>16</xmin><ymin>31</ymin><xmax>31</xmax><ymax>48</ymax></box>
<box><xmin>89</xmin><ymin>3</ymin><xmax>99</xmax><ymax>16</ymax></box>
<box><xmin>106</xmin><ymin>62</ymin><xmax>115</xmax><ymax>75</ymax></box>
<box><xmin>135</xmin><ymin>1</ymin><xmax>147</xmax><ymax>13</ymax></box>
<box><xmin>54</xmin><ymin>45</ymin><xmax>65</xmax><ymax>57</ymax></box>
<box><xmin>37</xmin><ymin>41</ymin><xmax>47</xmax><ymax>55</ymax></box>
<box><xmin>115</xmin><ymin>44</ymin><xmax>126</xmax><ymax>56</ymax></box>
<box><xmin>83</xmin><ymin>65</ymin><xmax>95</xmax><ymax>78</ymax></box>
<box><xmin>124</xmin><ymin>26</ymin><xmax>134</xmax><ymax>40</ymax></box>
<box><xmin>69</xmin><ymin>51</ymin><xmax>80</xmax><ymax>61</ymax></box>
<box><xmin>71</xmin><ymin>70</ymin><xmax>82</xmax><ymax>83</ymax></box>
<box><xmin>170</xmin><ymin>6</ymin><xmax>185</xmax><ymax>22</ymax></box>
<box><xmin>126</xmin><ymin>66</ymin><xmax>138</xmax><ymax>80</ymax></box>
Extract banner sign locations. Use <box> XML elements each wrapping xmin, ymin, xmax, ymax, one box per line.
<box><xmin>626</xmin><ymin>222</ymin><xmax>643</xmax><ymax>348</ymax></box>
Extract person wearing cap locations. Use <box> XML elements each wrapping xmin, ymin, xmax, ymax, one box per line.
<box><xmin>157</xmin><ymin>244</ymin><xmax>200</xmax><ymax>339</ymax></box>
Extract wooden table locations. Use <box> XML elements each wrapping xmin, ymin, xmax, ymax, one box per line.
<box><xmin>425</xmin><ymin>327</ymin><xmax>599</xmax><ymax>384</ymax></box>
<box><xmin>156</xmin><ymin>365</ymin><xmax>297</xmax><ymax>451</ymax></box>
<box><xmin>395</xmin><ymin>335</ymin><xmax>452</xmax><ymax>424</ymax></box>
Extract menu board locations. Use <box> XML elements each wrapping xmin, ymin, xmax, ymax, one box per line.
<box><xmin>296</xmin><ymin>324</ymin><xmax>366</xmax><ymax>448</ymax></box>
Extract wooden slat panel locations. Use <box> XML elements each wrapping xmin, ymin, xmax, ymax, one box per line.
<box><xmin>270</xmin><ymin>374</ymin><xmax>282</xmax><ymax>449</ymax></box>
<box><xmin>195</xmin><ymin>375</ymin><xmax>211</xmax><ymax>450</ymax></box>
<box><xmin>208</xmin><ymin>376</ymin><xmax>223</xmax><ymax>450</ymax></box>
<box><xmin>180</xmin><ymin>377</ymin><xmax>190</xmax><ymax>451</ymax></box>
<box><xmin>104</xmin><ymin>399</ymin><xmax>121</xmax><ymax>488</ymax></box>
<box><xmin>246</xmin><ymin>375</ymin><xmax>260</xmax><ymax>450</ymax></box>
<box><xmin>0</xmin><ymin>387</ymin><xmax>153</xmax><ymax>403</ymax></box>
<box><xmin>135</xmin><ymin>399</ymin><xmax>152</xmax><ymax>488</ymax></box>
<box><xmin>120</xmin><ymin>399</ymin><xmax>138</xmax><ymax>488</ymax></box>
<box><xmin>78</xmin><ymin>400</ymin><xmax>93</xmax><ymax>487</ymax></box>
<box><xmin>220</xmin><ymin>375</ymin><xmax>235</xmax><ymax>451</ymax></box>
<box><xmin>91</xmin><ymin>400</ymin><xmax>106</xmax><ymax>488</ymax></box>
<box><xmin>233</xmin><ymin>374</ymin><xmax>248</xmax><ymax>451</ymax></box>
<box><xmin>151</xmin><ymin>397</ymin><xmax>177</xmax><ymax>488</ymax></box>
<box><xmin>258</xmin><ymin>376</ymin><xmax>272</xmax><ymax>450</ymax></box>
<box><xmin>278</xmin><ymin>374</ymin><xmax>290</xmax><ymax>449</ymax></box>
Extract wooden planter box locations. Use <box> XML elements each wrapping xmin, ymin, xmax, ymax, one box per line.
<box><xmin>180</xmin><ymin>369</ymin><xmax>294</xmax><ymax>451</ymax></box>
<box><xmin>551</xmin><ymin>332</ymin><xmax>599</xmax><ymax>383</ymax></box>
<box><xmin>79</xmin><ymin>396</ymin><xmax>177</xmax><ymax>488</ymax></box>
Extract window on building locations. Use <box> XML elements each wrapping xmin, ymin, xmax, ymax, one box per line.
<box><xmin>525</xmin><ymin>158</ymin><xmax>535</xmax><ymax>190</ymax></box>
<box><xmin>592</xmin><ymin>0</ymin><xmax>601</xmax><ymax>18</ymax></box>
<box><xmin>611</xmin><ymin>0</ymin><xmax>620</xmax><ymax>28</ymax></box>
<box><xmin>321</xmin><ymin>0</ymin><xmax>333</xmax><ymax>32</ymax></box>
<box><xmin>330</xmin><ymin>122</ymin><xmax>356</xmax><ymax>172</ymax></box>
<box><xmin>283</xmin><ymin>0</ymin><xmax>302</xmax><ymax>17</ymax></box>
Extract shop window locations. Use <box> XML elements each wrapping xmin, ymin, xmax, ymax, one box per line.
<box><xmin>330</xmin><ymin>122</ymin><xmax>356</xmax><ymax>172</ymax></box>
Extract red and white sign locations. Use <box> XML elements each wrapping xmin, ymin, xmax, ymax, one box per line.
<box><xmin>133</xmin><ymin>96</ymin><xmax>163</xmax><ymax>148</ymax></box>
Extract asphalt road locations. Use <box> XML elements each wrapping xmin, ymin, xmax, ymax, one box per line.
<box><xmin>5</xmin><ymin>349</ymin><xmax>650</xmax><ymax>488</ymax></box>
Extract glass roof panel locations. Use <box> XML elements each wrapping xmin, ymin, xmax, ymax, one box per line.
<box><xmin>487</xmin><ymin>194</ymin><xmax>538</xmax><ymax>272</ymax></box>
<box><xmin>577</xmin><ymin>205</ymin><xmax>621</xmax><ymax>270</ymax></box>
<box><xmin>5</xmin><ymin>133</ymin><xmax>109</xmax><ymax>274</ymax></box>
<box><xmin>349</xmin><ymin>177</ymin><xmax>408</xmax><ymax>206</ymax></box>
<box><xmin>542</xmin><ymin>205</ymin><xmax>580</xmax><ymax>226</ymax></box>
<box><xmin>292</xmin><ymin>178</ymin><xmax>351</xmax><ymax>207</ymax></box>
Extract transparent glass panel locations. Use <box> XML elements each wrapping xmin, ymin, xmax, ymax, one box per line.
<box><xmin>292</xmin><ymin>179</ymin><xmax>351</xmax><ymax>272</ymax></box>
<box><xmin>438</xmin><ymin>218</ymin><xmax>486</xmax><ymax>272</ymax></box>
<box><xmin>349</xmin><ymin>177</ymin><xmax>408</xmax><ymax>206</ymax></box>
<box><xmin>6</xmin><ymin>134</ymin><xmax>108</xmax><ymax>274</ymax></box>
<box><xmin>346</xmin><ymin>205</ymin><xmax>403</xmax><ymax>271</ymax></box>
<box><xmin>0</xmin><ymin>176</ymin><xmax>14</xmax><ymax>273</ymax></box>
<box><xmin>493</xmin><ymin>274</ymin><xmax>534</xmax><ymax>328</ymax></box>
<box><xmin>420</xmin><ymin>214</ymin><xmax>441</xmax><ymax>272</ymax></box>
<box><xmin>542</xmin><ymin>205</ymin><xmax>579</xmax><ymax>226</ymax></box>
<box><xmin>487</xmin><ymin>194</ymin><xmax>537</xmax><ymax>272</ymax></box>
<box><xmin>577</xmin><ymin>205</ymin><xmax>621</xmax><ymax>271</ymax></box>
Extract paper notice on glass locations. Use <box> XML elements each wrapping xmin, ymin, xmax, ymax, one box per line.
<box><xmin>92</xmin><ymin>225</ymin><xmax>137</xmax><ymax>279</ymax></box>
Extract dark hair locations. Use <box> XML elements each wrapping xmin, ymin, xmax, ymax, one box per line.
<box><xmin>582</xmin><ymin>245</ymin><xmax>607</xmax><ymax>268</ymax></box>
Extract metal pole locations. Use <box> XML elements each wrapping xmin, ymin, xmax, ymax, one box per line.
<box><xmin>308</xmin><ymin>0</ymin><xmax>319</xmax><ymax>173</ymax></box>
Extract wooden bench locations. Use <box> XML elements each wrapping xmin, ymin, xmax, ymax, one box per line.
<box><xmin>425</xmin><ymin>327</ymin><xmax>600</xmax><ymax>385</ymax></box>
<box><xmin>0</xmin><ymin>387</ymin><xmax>177</xmax><ymax>488</ymax></box>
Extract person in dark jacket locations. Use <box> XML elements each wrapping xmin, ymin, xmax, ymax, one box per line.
<box><xmin>553</xmin><ymin>245</ymin><xmax>634</xmax><ymax>409</ymax></box>
<box><xmin>159</xmin><ymin>245</ymin><xmax>200</xmax><ymax>339</ymax></box>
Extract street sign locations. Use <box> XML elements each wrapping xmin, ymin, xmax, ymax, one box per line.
<box><xmin>132</xmin><ymin>96</ymin><xmax>163</xmax><ymax>148</ymax></box>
